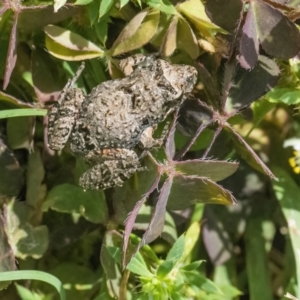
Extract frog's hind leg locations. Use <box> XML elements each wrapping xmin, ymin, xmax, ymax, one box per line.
<box><xmin>48</xmin><ymin>63</ymin><xmax>85</xmax><ymax>150</ymax></box>
<box><xmin>79</xmin><ymin>149</ymin><xmax>145</xmax><ymax>190</ymax></box>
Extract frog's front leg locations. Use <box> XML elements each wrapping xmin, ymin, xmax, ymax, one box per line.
<box><xmin>139</xmin><ymin>122</ymin><xmax>170</xmax><ymax>150</ymax></box>
<box><xmin>48</xmin><ymin>88</ymin><xmax>84</xmax><ymax>150</ymax></box>
<box><xmin>79</xmin><ymin>149</ymin><xmax>145</xmax><ymax>190</ymax></box>
<box><xmin>48</xmin><ymin>63</ymin><xmax>85</xmax><ymax>151</ymax></box>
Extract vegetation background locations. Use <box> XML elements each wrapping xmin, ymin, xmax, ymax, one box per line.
<box><xmin>1</xmin><ymin>0</ymin><xmax>300</xmax><ymax>299</ymax></box>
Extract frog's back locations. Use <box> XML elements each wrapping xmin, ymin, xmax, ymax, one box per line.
<box><xmin>71</xmin><ymin>78</ymin><xmax>145</xmax><ymax>153</ymax></box>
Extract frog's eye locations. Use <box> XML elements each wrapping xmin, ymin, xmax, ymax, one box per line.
<box><xmin>136</xmin><ymin>56</ymin><xmax>155</xmax><ymax>70</ymax></box>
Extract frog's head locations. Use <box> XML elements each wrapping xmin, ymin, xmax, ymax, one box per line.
<box><xmin>160</xmin><ymin>60</ymin><xmax>198</xmax><ymax>100</ymax></box>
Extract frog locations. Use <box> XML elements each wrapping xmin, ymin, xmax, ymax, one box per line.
<box><xmin>47</xmin><ymin>54</ymin><xmax>197</xmax><ymax>190</ymax></box>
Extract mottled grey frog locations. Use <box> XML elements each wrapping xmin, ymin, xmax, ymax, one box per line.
<box><xmin>48</xmin><ymin>55</ymin><xmax>197</xmax><ymax>190</ymax></box>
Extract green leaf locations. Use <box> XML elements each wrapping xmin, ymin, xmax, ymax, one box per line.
<box><xmin>18</xmin><ymin>5</ymin><xmax>79</xmax><ymax>33</ymax></box>
<box><xmin>167</xmin><ymin>176</ymin><xmax>236</xmax><ymax>210</ymax></box>
<box><xmin>225</xmin><ymin>125</ymin><xmax>275</xmax><ymax>179</ymax></box>
<box><xmin>166</xmin><ymin>235</ymin><xmax>185</xmax><ymax>263</ymax></box>
<box><xmin>184</xmin><ymin>271</ymin><xmax>222</xmax><ymax>295</ymax></box>
<box><xmin>44</xmin><ymin>25</ymin><xmax>104</xmax><ymax>61</ymax></box>
<box><xmin>120</xmin><ymin>0</ymin><xmax>130</xmax><ymax>8</ymax></box>
<box><xmin>32</xmin><ymin>48</ymin><xmax>65</xmax><ymax>103</ymax></box>
<box><xmin>127</xmin><ymin>253</ymin><xmax>153</xmax><ymax>277</ymax></box>
<box><xmin>106</xmin><ymin>246</ymin><xmax>122</xmax><ymax>264</ymax></box>
<box><xmin>94</xmin><ymin>21</ymin><xmax>108</xmax><ymax>45</ymax></box>
<box><xmin>0</xmin><ymin>91</ymin><xmax>33</xmax><ymax>108</ymax></box>
<box><xmin>174</xmin><ymin>160</ymin><xmax>238</xmax><ymax>182</ymax></box>
<box><xmin>26</xmin><ymin>151</ymin><xmax>45</xmax><ymax>208</ymax></box>
<box><xmin>15</xmin><ymin>283</ymin><xmax>44</xmax><ymax>300</ymax></box>
<box><xmin>177</xmin><ymin>0</ymin><xmax>227</xmax><ymax>38</ymax></box>
<box><xmin>6</xmin><ymin>117</ymin><xmax>34</xmax><ymax>151</ymax></box>
<box><xmin>205</xmin><ymin>0</ymin><xmax>243</xmax><ymax>32</ymax></box>
<box><xmin>180</xmin><ymin>260</ymin><xmax>203</xmax><ymax>271</ymax></box>
<box><xmin>272</xmin><ymin>166</ymin><xmax>300</xmax><ymax>298</ymax></box>
<box><xmin>75</xmin><ymin>0</ymin><xmax>93</xmax><ymax>5</ymax></box>
<box><xmin>0</xmin><ymin>270</ymin><xmax>66</xmax><ymax>300</ymax></box>
<box><xmin>160</xmin><ymin>16</ymin><xmax>178</xmax><ymax>57</ymax></box>
<box><xmin>266</xmin><ymin>89</ymin><xmax>300</xmax><ymax>105</ymax></box>
<box><xmin>88</xmin><ymin>0</ymin><xmax>100</xmax><ymax>25</ymax></box>
<box><xmin>100</xmin><ymin>232</ymin><xmax>122</xmax><ymax>284</ymax></box>
<box><xmin>175</xmin><ymin>128</ymin><xmax>214</xmax><ymax>152</ymax></box>
<box><xmin>6</xmin><ymin>200</ymin><xmax>49</xmax><ymax>259</ymax></box>
<box><xmin>99</xmin><ymin>0</ymin><xmax>115</xmax><ymax>18</ymax></box>
<box><xmin>182</xmin><ymin>222</ymin><xmax>200</xmax><ymax>262</ymax></box>
<box><xmin>113</xmin><ymin>156</ymin><xmax>159</xmax><ymax>224</ymax></box>
<box><xmin>43</xmin><ymin>184</ymin><xmax>108</xmax><ymax>224</ymax></box>
<box><xmin>177</xmin><ymin>17</ymin><xmax>199</xmax><ymax>59</ymax></box>
<box><xmin>252</xmin><ymin>98</ymin><xmax>276</xmax><ymax>126</ymax></box>
<box><xmin>134</xmin><ymin>206</ymin><xmax>177</xmax><ymax>245</ymax></box>
<box><xmin>157</xmin><ymin>260</ymin><xmax>175</xmax><ymax>278</ymax></box>
<box><xmin>145</xmin><ymin>0</ymin><xmax>177</xmax><ymax>15</ymax></box>
<box><xmin>0</xmin><ymin>109</ymin><xmax>47</xmax><ymax>119</ymax></box>
<box><xmin>50</xmin><ymin>263</ymin><xmax>99</xmax><ymax>300</ymax></box>
<box><xmin>245</xmin><ymin>217</ymin><xmax>273</xmax><ymax>300</ymax></box>
<box><xmin>111</xmin><ymin>9</ymin><xmax>160</xmax><ymax>56</ymax></box>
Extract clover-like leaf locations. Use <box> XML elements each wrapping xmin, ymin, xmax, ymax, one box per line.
<box><xmin>0</xmin><ymin>91</ymin><xmax>33</xmax><ymax>107</ymax></box>
<box><xmin>184</xmin><ymin>271</ymin><xmax>223</xmax><ymax>295</ymax></box>
<box><xmin>122</xmin><ymin>175</ymin><xmax>161</xmax><ymax>267</ymax></box>
<box><xmin>177</xmin><ymin>17</ymin><xmax>199</xmax><ymax>59</ymax></box>
<box><xmin>134</xmin><ymin>206</ymin><xmax>177</xmax><ymax>244</ymax></box>
<box><xmin>167</xmin><ymin>176</ymin><xmax>236</xmax><ymax>210</ymax></box>
<box><xmin>239</xmin><ymin>0</ymin><xmax>300</xmax><ymax>69</ymax></box>
<box><xmin>32</xmin><ymin>49</ymin><xmax>64</xmax><ymax>103</ymax></box>
<box><xmin>175</xmin><ymin>160</ymin><xmax>238</xmax><ymax>181</ymax></box>
<box><xmin>166</xmin><ymin>234</ymin><xmax>185</xmax><ymax>263</ymax></box>
<box><xmin>100</xmin><ymin>231</ymin><xmax>122</xmax><ymax>291</ymax></box>
<box><xmin>43</xmin><ymin>184</ymin><xmax>108</xmax><ymax>223</ymax></box>
<box><xmin>266</xmin><ymin>88</ymin><xmax>300</xmax><ymax>105</ymax></box>
<box><xmin>5</xmin><ymin>200</ymin><xmax>49</xmax><ymax>259</ymax></box>
<box><xmin>225</xmin><ymin>55</ymin><xmax>280</xmax><ymax>114</ymax></box>
<box><xmin>19</xmin><ymin>5</ymin><xmax>80</xmax><ymax>33</ymax></box>
<box><xmin>44</xmin><ymin>25</ymin><xmax>104</xmax><ymax>61</ymax></box>
<box><xmin>146</xmin><ymin>0</ymin><xmax>177</xmax><ymax>15</ymax></box>
<box><xmin>224</xmin><ymin>125</ymin><xmax>275</xmax><ymax>178</ymax></box>
<box><xmin>50</xmin><ymin>262</ymin><xmax>100</xmax><ymax>300</ymax></box>
<box><xmin>75</xmin><ymin>0</ymin><xmax>93</xmax><ymax>4</ymax></box>
<box><xmin>272</xmin><ymin>166</ymin><xmax>300</xmax><ymax>295</ymax></box>
<box><xmin>137</xmin><ymin>177</ymin><xmax>172</xmax><ymax>251</ymax></box>
<box><xmin>114</xmin><ymin>156</ymin><xmax>159</xmax><ymax>224</ymax></box>
<box><xmin>26</xmin><ymin>151</ymin><xmax>45</xmax><ymax>211</ymax></box>
<box><xmin>177</xmin><ymin>0</ymin><xmax>227</xmax><ymax>38</ymax></box>
<box><xmin>160</xmin><ymin>16</ymin><xmax>178</xmax><ymax>57</ymax></box>
<box><xmin>127</xmin><ymin>252</ymin><xmax>153</xmax><ymax>277</ymax></box>
<box><xmin>99</xmin><ymin>0</ymin><xmax>115</xmax><ymax>19</ymax></box>
<box><xmin>182</xmin><ymin>222</ymin><xmax>200</xmax><ymax>261</ymax></box>
<box><xmin>205</xmin><ymin>0</ymin><xmax>243</xmax><ymax>32</ymax></box>
<box><xmin>6</xmin><ymin>117</ymin><xmax>35</xmax><ymax>151</ymax></box>
<box><xmin>110</xmin><ymin>9</ymin><xmax>160</xmax><ymax>56</ymax></box>
<box><xmin>239</xmin><ymin>2</ymin><xmax>259</xmax><ymax>69</ymax></box>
